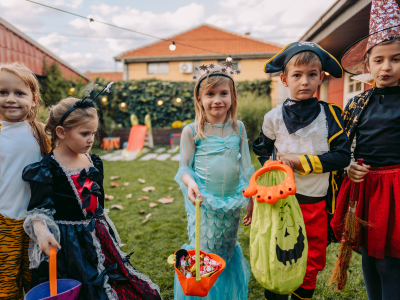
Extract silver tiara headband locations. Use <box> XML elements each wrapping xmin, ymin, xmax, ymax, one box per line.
<box><xmin>193</xmin><ymin>60</ymin><xmax>241</xmax><ymax>93</ymax></box>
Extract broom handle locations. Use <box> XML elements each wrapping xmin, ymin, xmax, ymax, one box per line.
<box><xmin>195</xmin><ymin>198</ymin><xmax>201</xmax><ymax>282</ymax></box>
<box><xmin>49</xmin><ymin>247</ymin><xmax>57</xmax><ymax>296</ymax></box>
<box><xmin>271</xmin><ymin>146</ymin><xmax>277</xmax><ymax>161</ymax></box>
<box><xmin>351</xmin><ymin>159</ymin><xmax>364</xmax><ymax>201</ymax></box>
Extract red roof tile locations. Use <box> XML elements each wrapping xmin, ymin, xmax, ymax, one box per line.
<box><xmin>116</xmin><ymin>24</ymin><xmax>282</xmax><ymax>59</ymax></box>
<box><xmin>0</xmin><ymin>17</ymin><xmax>89</xmax><ymax>82</ymax></box>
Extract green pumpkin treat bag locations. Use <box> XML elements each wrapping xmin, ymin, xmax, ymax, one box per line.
<box><xmin>243</xmin><ymin>161</ymin><xmax>307</xmax><ymax>295</ymax></box>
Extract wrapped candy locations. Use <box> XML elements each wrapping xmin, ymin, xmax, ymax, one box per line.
<box><xmin>178</xmin><ymin>253</ymin><xmax>222</xmax><ymax>278</ymax></box>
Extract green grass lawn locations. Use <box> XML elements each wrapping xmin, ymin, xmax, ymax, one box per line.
<box><xmin>99</xmin><ymin>148</ymin><xmax>367</xmax><ymax>299</ymax></box>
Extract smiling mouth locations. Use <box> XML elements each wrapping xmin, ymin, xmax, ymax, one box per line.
<box><xmin>3</xmin><ymin>107</ymin><xmax>21</xmax><ymax>110</ymax></box>
<box><xmin>299</xmin><ymin>90</ymin><xmax>310</xmax><ymax>92</ymax></box>
<box><xmin>212</xmin><ymin>106</ymin><xmax>225</xmax><ymax>109</ymax></box>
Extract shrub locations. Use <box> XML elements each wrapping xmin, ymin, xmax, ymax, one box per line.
<box><xmin>237</xmin><ymin>92</ymin><xmax>271</xmax><ymax>146</ymax></box>
<box><xmin>93</xmin><ymin>78</ymin><xmax>271</xmax><ymax>130</ymax></box>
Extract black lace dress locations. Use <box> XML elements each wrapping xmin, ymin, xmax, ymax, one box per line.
<box><xmin>22</xmin><ymin>152</ymin><xmax>161</xmax><ymax>300</ymax></box>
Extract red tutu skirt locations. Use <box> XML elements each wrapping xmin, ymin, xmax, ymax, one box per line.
<box><xmin>331</xmin><ymin>164</ymin><xmax>400</xmax><ymax>259</ymax></box>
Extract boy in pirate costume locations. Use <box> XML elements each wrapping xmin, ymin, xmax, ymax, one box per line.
<box><xmin>331</xmin><ymin>0</ymin><xmax>400</xmax><ymax>299</ymax></box>
<box><xmin>253</xmin><ymin>42</ymin><xmax>351</xmax><ymax>300</ymax></box>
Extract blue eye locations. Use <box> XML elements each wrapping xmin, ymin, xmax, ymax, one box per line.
<box><xmin>0</xmin><ymin>91</ymin><xmax>7</xmax><ymax>95</ymax></box>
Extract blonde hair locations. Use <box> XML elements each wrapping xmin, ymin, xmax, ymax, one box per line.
<box><xmin>193</xmin><ymin>69</ymin><xmax>243</xmax><ymax>140</ymax></box>
<box><xmin>0</xmin><ymin>62</ymin><xmax>50</xmax><ymax>156</ymax></box>
<box><xmin>284</xmin><ymin>51</ymin><xmax>322</xmax><ymax>76</ymax></box>
<box><xmin>46</xmin><ymin>97</ymin><xmax>98</xmax><ymax>149</ymax></box>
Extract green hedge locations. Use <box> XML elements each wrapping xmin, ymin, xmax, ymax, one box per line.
<box><xmin>93</xmin><ymin>78</ymin><xmax>271</xmax><ymax>130</ymax></box>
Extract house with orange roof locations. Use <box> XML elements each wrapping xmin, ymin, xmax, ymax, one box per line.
<box><xmin>114</xmin><ymin>24</ymin><xmax>282</xmax><ymax>82</ymax></box>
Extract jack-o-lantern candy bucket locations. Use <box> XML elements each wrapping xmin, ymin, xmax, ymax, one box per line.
<box><xmin>243</xmin><ymin>160</ymin><xmax>308</xmax><ymax>294</ymax></box>
<box><xmin>25</xmin><ymin>247</ymin><xmax>82</xmax><ymax>300</ymax></box>
<box><xmin>168</xmin><ymin>199</ymin><xmax>226</xmax><ymax>297</ymax></box>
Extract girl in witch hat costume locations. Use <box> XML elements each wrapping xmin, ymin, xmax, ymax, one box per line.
<box><xmin>253</xmin><ymin>42</ymin><xmax>351</xmax><ymax>300</ymax></box>
<box><xmin>331</xmin><ymin>0</ymin><xmax>400</xmax><ymax>299</ymax></box>
<box><xmin>22</xmin><ymin>83</ymin><xmax>161</xmax><ymax>300</ymax></box>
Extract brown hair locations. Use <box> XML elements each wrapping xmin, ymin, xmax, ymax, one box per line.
<box><xmin>0</xmin><ymin>62</ymin><xmax>50</xmax><ymax>156</ymax></box>
<box><xmin>46</xmin><ymin>97</ymin><xmax>98</xmax><ymax>149</ymax></box>
<box><xmin>284</xmin><ymin>51</ymin><xmax>322</xmax><ymax>76</ymax></box>
<box><xmin>366</xmin><ymin>37</ymin><xmax>400</xmax><ymax>65</ymax></box>
<box><xmin>193</xmin><ymin>69</ymin><xmax>243</xmax><ymax>140</ymax></box>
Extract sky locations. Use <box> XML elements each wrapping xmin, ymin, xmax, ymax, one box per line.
<box><xmin>0</xmin><ymin>0</ymin><xmax>337</xmax><ymax>73</ymax></box>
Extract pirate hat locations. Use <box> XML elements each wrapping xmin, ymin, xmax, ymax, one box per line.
<box><xmin>263</xmin><ymin>41</ymin><xmax>343</xmax><ymax>78</ymax></box>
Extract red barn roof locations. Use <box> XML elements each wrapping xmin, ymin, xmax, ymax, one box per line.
<box><xmin>0</xmin><ymin>16</ymin><xmax>89</xmax><ymax>82</ymax></box>
<box><xmin>115</xmin><ymin>24</ymin><xmax>282</xmax><ymax>62</ymax></box>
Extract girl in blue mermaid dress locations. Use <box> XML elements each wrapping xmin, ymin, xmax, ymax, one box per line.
<box><xmin>174</xmin><ymin>64</ymin><xmax>255</xmax><ymax>299</ymax></box>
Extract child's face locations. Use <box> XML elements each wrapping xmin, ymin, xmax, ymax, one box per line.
<box><xmin>0</xmin><ymin>71</ymin><xmax>35</xmax><ymax>122</ymax></box>
<box><xmin>367</xmin><ymin>42</ymin><xmax>400</xmax><ymax>88</ymax></box>
<box><xmin>280</xmin><ymin>64</ymin><xmax>324</xmax><ymax>101</ymax></box>
<box><xmin>57</xmin><ymin>119</ymin><xmax>98</xmax><ymax>154</ymax></box>
<box><xmin>200</xmin><ymin>81</ymin><xmax>232</xmax><ymax>123</ymax></box>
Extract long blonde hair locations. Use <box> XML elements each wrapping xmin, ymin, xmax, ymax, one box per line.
<box><xmin>0</xmin><ymin>62</ymin><xmax>50</xmax><ymax>156</ymax></box>
<box><xmin>46</xmin><ymin>97</ymin><xmax>98</xmax><ymax>149</ymax></box>
<box><xmin>193</xmin><ymin>70</ymin><xmax>243</xmax><ymax>140</ymax></box>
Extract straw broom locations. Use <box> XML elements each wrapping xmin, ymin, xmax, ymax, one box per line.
<box><xmin>329</xmin><ymin>159</ymin><xmax>365</xmax><ymax>291</ymax></box>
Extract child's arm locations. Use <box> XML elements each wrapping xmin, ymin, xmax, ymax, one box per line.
<box><xmin>239</xmin><ymin>121</ymin><xmax>256</xmax><ymax>225</ymax></box>
<box><xmin>253</xmin><ymin>111</ymin><xmax>276</xmax><ymax>166</ymax></box>
<box><xmin>22</xmin><ymin>162</ymin><xmax>61</xmax><ymax>266</ymax></box>
<box><xmin>177</xmin><ymin>125</ymin><xmax>203</xmax><ymax>205</ymax></box>
<box><xmin>281</xmin><ymin>105</ymin><xmax>351</xmax><ymax>174</ymax></box>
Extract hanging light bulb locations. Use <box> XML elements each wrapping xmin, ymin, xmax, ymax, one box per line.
<box><xmin>120</xmin><ymin>102</ymin><xmax>126</xmax><ymax>108</ymax></box>
<box><xmin>169</xmin><ymin>41</ymin><xmax>176</xmax><ymax>51</ymax></box>
<box><xmin>158</xmin><ymin>100</ymin><xmax>163</xmax><ymax>106</ymax></box>
<box><xmin>226</xmin><ymin>55</ymin><xmax>233</xmax><ymax>62</ymax></box>
<box><xmin>102</xmin><ymin>97</ymin><xmax>107</xmax><ymax>103</ymax></box>
<box><xmin>176</xmin><ymin>98</ymin><xmax>181</xmax><ymax>103</ymax></box>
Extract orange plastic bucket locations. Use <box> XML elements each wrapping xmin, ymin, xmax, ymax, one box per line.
<box><xmin>173</xmin><ymin>199</ymin><xmax>226</xmax><ymax>297</ymax></box>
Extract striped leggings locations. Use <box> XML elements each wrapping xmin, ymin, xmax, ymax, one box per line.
<box><xmin>0</xmin><ymin>213</ymin><xmax>31</xmax><ymax>300</ymax></box>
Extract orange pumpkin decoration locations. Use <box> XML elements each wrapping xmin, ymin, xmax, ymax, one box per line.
<box><xmin>243</xmin><ymin>160</ymin><xmax>296</xmax><ymax>204</ymax></box>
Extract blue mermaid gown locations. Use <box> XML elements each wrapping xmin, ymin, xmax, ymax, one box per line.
<box><xmin>174</xmin><ymin>121</ymin><xmax>255</xmax><ymax>300</ymax></box>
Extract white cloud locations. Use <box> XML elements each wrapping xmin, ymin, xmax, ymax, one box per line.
<box><xmin>0</xmin><ymin>0</ymin><xmax>337</xmax><ymax>72</ymax></box>
<box><xmin>38</xmin><ymin>33</ymin><xmax>68</xmax><ymax>52</ymax></box>
<box><xmin>91</xmin><ymin>4</ymin><xmax>120</xmax><ymax>15</ymax></box>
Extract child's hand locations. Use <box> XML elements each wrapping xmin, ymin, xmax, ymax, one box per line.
<box><xmin>348</xmin><ymin>161</ymin><xmax>370</xmax><ymax>183</ymax></box>
<box><xmin>40</xmin><ymin>235</ymin><xmax>61</xmax><ymax>256</ymax></box>
<box><xmin>187</xmin><ymin>181</ymin><xmax>203</xmax><ymax>206</ymax></box>
<box><xmin>277</xmin><ymin>153</ymin><xmax>301</xmax><ymax>170</ymax></box>
<box><xmin>243</xmin><ymin>197</ymin><xmax>254</xmax><ymax>226</ymax></box>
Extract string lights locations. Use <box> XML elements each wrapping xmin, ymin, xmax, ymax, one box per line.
<box><xmin>169</xmin><ymin>41</ymin><xmax>176</xmax><ymax>51</ymax></box>
<box><xmin>176</xmin><ymin>98</ymin><xmax>181</xmax><ymax>103</ymax></box>
<box><xmin>24</xmin><ymin>0</ymin><xmax>269</xmax><ymax>64</ymax></box>
<box><xmin>158</xmin><ymin>100</ymin><xmax>163</xmax><ymax>106</ymax></box>
<box><xmin>226</xmin><ymin>55</ymin><xmax>233</xmax><ymax>62</ymax></box>
<box><xmin>102</xmin><ymin>97</ymin><xmax>107</xmax><ymax>102</ymax></box>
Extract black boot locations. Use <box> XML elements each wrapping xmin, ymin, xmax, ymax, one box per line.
<box><xmin>264</xmin><ymin>289</ymin><xmax>289</xmax><ymax>300</ymax></box>
<box><xmin>291</xmin><ymin>287</ymin><xmax>315</xmax><ymax>300</ymax></box>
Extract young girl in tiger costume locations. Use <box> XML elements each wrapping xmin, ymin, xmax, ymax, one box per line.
<box><xmin>0</xmin><ymin>62</ymin><xmax>50</xmax><ymax>299</ymax></box>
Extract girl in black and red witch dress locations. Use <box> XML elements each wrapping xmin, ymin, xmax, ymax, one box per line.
<box><xmin>22</xmin><ymin>84</ymin><xmax>161</xmax><ymax>300</ymax></box>
<box><xmin>331</xmin><ymin>1</ymin><xmax>400</xmax><ymax>299</ymax></box>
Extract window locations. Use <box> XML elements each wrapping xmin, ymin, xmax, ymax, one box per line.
<box><xmin>147</xmin><ymin>62</ymin><xmax>169</xmax><ymax>74</ymax></box>
<box><xmin>343</xmin><ymin>72</ymin><xmax>364</xmax><ymax>107</ymax></box>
